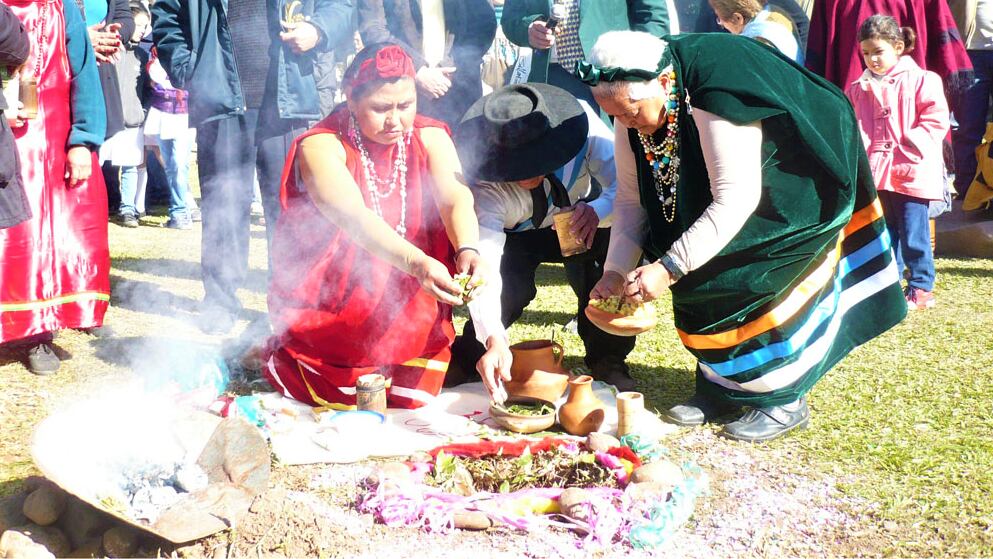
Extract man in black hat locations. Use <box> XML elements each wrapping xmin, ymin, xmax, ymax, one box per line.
<box><xmin>452</xmin><ymin>83</ymin><xmax>638</xmax><ymax>391</ymax></box>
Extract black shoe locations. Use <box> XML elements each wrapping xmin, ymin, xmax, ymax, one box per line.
<box><xmin>589</xmin><ymin>360</ymin><xmax>637</xmax><ymax>392</ymax></box>
<box><xmin>26</xmin><ymin>343</ymin><xmax>60</xmax><ymax>375</ymax></box>
<box><xmin>664</xmin><ymin>393</ymin><xmax>741</xmax><ymax>427</ymax></box>
<box><xmin>720</xmin><ymin>399</ymin><xmax>810</xmax><ymax>442</ymax></box>
<box><xmin>118</xmin><ymin>211</ymin><xmax>139</xmax><ymax>228</ymax></box>
<box><xmin>197</xmin><ymin>306</ymin><xmax>237</xmax><ymax>335</ymax></box>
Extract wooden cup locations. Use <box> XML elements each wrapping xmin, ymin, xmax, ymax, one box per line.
<box><xmin>616</xmin><ymin>391</ymin><xmax>644</xmax><ymax>437</ymax></box>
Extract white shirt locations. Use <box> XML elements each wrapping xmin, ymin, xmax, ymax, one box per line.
<box><xmin>467</xmin><ymin>101</ymin><xmax>616</xmax><ymax>343</ymax></box>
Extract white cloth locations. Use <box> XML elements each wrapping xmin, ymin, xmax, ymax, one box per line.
<box><xmin>467</xmin><ymin>101</ymin><xmax>616</xmax><ymax>344</ymax></box>
<box><xmin>972</xmin><ymin>0</ymin><xmax>993</xmax><ymax>49</ymax></box>
<box><xmin>604</xmin><ymin>107</ymin><xmax>763</xmax><ymax>277</ymax></box>
<box><xmin>99</xmin><ymin>127</ymin><xmax>145</xmax><ymax>166</ymax></box>
<box><xmin>421</xmin><ymin>0</ymin><xmax>447</xmax><ymax>66</ymax></box>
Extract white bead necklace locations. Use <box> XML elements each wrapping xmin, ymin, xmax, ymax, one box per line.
<box><xmin>349</xmin><ymin>114</ymin><xmax>412</xmax><ymax>237</ymax></box>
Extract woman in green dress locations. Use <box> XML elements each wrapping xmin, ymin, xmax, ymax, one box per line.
<box><xmin>579</xmin><ymin>31</ymin><xmax>907</xmax><ymax>442</ymax></box>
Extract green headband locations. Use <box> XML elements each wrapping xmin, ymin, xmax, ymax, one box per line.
<box><xmin>574</xmin><ymin>55</ymin><xmax>670</xmax><ymax>86</ymax></box>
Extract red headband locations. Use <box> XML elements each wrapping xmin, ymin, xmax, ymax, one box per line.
<box><xmin>347</xmin><ymin>45</ymin><xmax>416</xmax><ymax>91</ymax></box>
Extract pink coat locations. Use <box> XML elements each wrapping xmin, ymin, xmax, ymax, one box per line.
<box><xmin>845</xmin><ymin>56</ymin><xmax>950</xmax><ymax>201</ymax></box>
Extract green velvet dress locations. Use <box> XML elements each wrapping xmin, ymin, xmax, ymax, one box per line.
<box><xmin>633</xmin><ymin>34</ymin><xmax>907</xmax><ymax>407</ymax></box>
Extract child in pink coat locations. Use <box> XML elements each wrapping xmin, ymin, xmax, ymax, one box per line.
<box><xmin>846</xmin><ymin>15</ymin><xmax>950</xmax><ymax>310</ymax></box>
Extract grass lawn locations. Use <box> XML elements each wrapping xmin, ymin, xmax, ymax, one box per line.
<box><xmin>1</xmin><ymin>210</ymin><xmax>991</xmax><ymax>556</ymax></box>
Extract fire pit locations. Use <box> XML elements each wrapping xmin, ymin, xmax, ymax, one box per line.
<box><xmin>31</xmin><ymin>397</ymin><xmax>269</xmax><ymax>544</ymax></box>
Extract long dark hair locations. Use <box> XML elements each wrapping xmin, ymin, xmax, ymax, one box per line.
<box><xmin>858</xmin><ymin>14</ymin><xmax>917</xmax><ymax>54</ymax></box>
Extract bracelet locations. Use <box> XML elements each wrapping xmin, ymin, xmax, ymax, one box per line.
<box><xmin>658</xmin><ymin>254</ymin><xmax>685</xmax><ymax>282</ymax></box>
<box><xmin>455</xmin><ymin>246</ymin><xmax>480</xmax><ymax>257</ymax></box>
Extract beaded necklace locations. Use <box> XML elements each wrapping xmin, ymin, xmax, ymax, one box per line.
<box><xmin>637</xmin><ymin>71</ymin><xmax>681</xmax><ymax>223</ymax></box>
<box><xmin>348</xmin><ymin>114</ymin><xmax>412</xmax><ymax>237</ymax></box>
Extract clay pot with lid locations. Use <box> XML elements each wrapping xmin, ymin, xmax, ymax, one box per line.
<box><xmin>504</xmin><ymin>340</ymin><xmax>572</xmax><ymax>402</ymax></box>
<box><xmin>558</xmin><ymin>375</ymin><xmax>606</xmax><ymax>436</ymax></box>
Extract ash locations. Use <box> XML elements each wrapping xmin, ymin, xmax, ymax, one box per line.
<box><xmin>118</xmin><ymin>461</ymin><xmax>208</xmax><ymax>523</ymax></box>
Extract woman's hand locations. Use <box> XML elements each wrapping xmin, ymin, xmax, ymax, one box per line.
<box><xmin>477</xmin><ymin>335</ymin><xmax>512</xmax><ymax>404</ymax></box>
<box><xmin>88</xmin><ymin>23</ymin><xmax>122</xmax><ymax>64</ymax></box>
<box><xmin>65</xmin><ymin>145</ymin><xmax>92</xmax><ymax>188</ymax></box>
<box><xmin>624</xmin><ymin>261</ymin><xmax>673</xmax><ymax>304</ymax></box>
<box><xmin>409</xmin><ymin>253</ymin><xmax>464</xmax><ymax>306</ymax></box>
<box><xmin>590</xmin><ymin>270</ymin><xmax>626</xmax><ymax>301</ymax></box>
<box><xmin>556</xmin><ymin>202</ymin><xmax>598</xmax><ymax>249</ymax></box>
<box><xmin>7</xmin><ymin>101</ymin><xmax>29</xmax><ymax>128</ymax></box>
<box><xmin>415</xmin><ymin>66</ymin><xmax>455</xmax><ymax>99</ymax></box>
<box><xmin>455</xmin><ymin>248</ymin><xmax>487</xmax><ymax>302</ymax></box>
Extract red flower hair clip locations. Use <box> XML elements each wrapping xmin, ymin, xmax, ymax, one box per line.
<box><xmin>348</xmin><ymin>45</ymin><xmax>416</xmax><ymax>90</ymax></box>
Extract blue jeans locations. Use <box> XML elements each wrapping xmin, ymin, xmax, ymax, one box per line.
<box><xmin>118</xmin><ymin>165</ymin><xmax>146</xmax><ymax>216</ymax></box>
<box><xmin>159</xmin><ymin>131</ymin><xmax>193</xmax><ymax>220</ymax></box>
<box><xmin>878</xmin><ymin>191</ymin><xmax>935</xmax><ymax>291</ymax></box>
<box><xmin>953</xmin><ymin>49</ymin><xmax>993</xmax><ymax>196</ymax></box>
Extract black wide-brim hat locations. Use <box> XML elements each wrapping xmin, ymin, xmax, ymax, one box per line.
<box><xmin>454</xmin><ymin>83</ymin><xmax>589</xmax><ymax>183</ymax></box>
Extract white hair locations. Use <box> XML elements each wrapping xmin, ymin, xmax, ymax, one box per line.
<box><xmin>588</xmin><ymin>31</ymin><xmax>670</xmax><ymax>101</ymax></box>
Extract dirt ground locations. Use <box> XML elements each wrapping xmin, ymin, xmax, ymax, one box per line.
<box><xmin>1</xmin><ymin>219</ymin><xmax>893</xmax><ymax>559</ymax></box>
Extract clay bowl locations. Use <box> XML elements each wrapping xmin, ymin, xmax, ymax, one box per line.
<box><xmin>504</xmin><ymin>368</ymin><xmax>572</xmax><ymax>402</ymax></box>
<box><xmin>489</xmin><ymin>397</ymin><xmax>557</xmax><ymax>434</ymax></box>
<box><xmin>584</xmin><ymin>304</ymin><xmax>659</xmax><ymax>337</ymax></box>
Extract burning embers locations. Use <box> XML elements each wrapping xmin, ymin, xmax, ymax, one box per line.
<box><xmin>107</xmin><ymin>461</ymin><xmax>209</xmax><ymax>523</ymax></box>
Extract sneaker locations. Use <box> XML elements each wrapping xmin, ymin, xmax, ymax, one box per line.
<box><xmin>118</xmin><ymin>212</ymin><xmax>139</xmax><ymax>228</ymax></box>
<box><xmin>25</xmin><ymin>343</ymin><xmax>60</xmax><ymax>375</ymax></box>
<box><xmin>906</xmin><ymin>287</ymin><xmax>936</xmax><ymax>310</ymax></box>
<box><xmin>165</xmin><ymin>215</ymin><xmax>193</xmax><ymax>230</ymax></box>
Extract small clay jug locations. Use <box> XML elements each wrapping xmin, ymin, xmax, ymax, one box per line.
<box><xmin>558</xmin><ymin>375</ymin><xmax>605</xmax><ymax>436</ymax></box>
<box><xmin>505</xmin><ymin>340</ymin><xmax>571</xmax><ymax>401</ymax></box>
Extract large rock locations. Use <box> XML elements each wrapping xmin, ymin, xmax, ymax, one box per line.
<box><xmin>586</xmin><ymin>433</ymin><xmax>620</xmax><ymax>453</ymax></box>
<box><xmin>935</xmin><ymin>202</ymin><xmax>993</xmax><ymax>258</ymax></box>
<box><xmin>6</xmin><ymin>525</ymin><xmax>70</xmax><ymax>558</ymax></box>
<box><xmin>0</xmin><ymin>530</ymin><xmax>56</xmax><ymax>559</ymax></box>
<box><xmin>59</xmin><ymin>497</ymin><xmax>112</xmax><ymax>550</ymax></box>
<box><xmin>66</xmin><ymin>538</ymin><xmax>103</xmax><ymax>558</ymax></box>
<box><xmin>452</xmin><ymin>511</ymin><xmax>491</xmax><ymax>531</ymax></box>
<box><xmin>557</xmin><ymin>487</ymin><xmax>591</xmax><ymax>523</ymax></box>
<box><xmin>0</xmin><ymin>493</ymin><xmax>28</xmax><ymax>534</ymax></box>
<box><xmin>22</xmin><ymin>486</ymin><xmax>66</xmax><ymax>527</ymax></box>
<box><xmin>629</xmin><ymin>461</ymin><xmax>683</xmax><ymax>489</ymax></box>
<box><xmin>102</xmin><ymin>527</ymin><xmax>137</xmax><ymax>559</ymax></box>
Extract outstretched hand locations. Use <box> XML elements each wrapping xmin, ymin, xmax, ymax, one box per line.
<box><xmin>409</xmin><ymin>253</ymin><xmax>463</xmax><ymax>306</ymax></box>
<box><xmin>590</xmin><ymin>270</ymin><xmax>626</xmax><ymax>302</ymax></box>
<box><xmin>477</xmin><ymin>335</ymin><xmax>512</xmax><ymax>404</ymax></box>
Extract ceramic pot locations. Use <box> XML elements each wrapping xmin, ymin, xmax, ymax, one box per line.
<box><xmin>559</xmin><ymin>375</ymin><xmax>605</xmax><ymax>436</ymax></box>
<box><xmin>505</xmin><ymin>340</ymin><xmax>571</xmax><ymax>401</ymax></box>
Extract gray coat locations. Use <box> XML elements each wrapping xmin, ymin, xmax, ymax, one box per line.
<box><xmin>0</xmin><ymin>2</ymin><xmax>31</xmax><ymax>229</ymax></box>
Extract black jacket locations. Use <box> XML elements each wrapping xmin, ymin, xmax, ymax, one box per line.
<box><xmin>1</xmin><ymin>2</ymin><xmax>31</xmax><ymax>229</ymax></box>
<box><xmin>152</xmin><ymin>0</ymin><xmax>355</xmax><ymax>127</ymax></box>
<box><xmin>358</xmin><ymin>0</ymin><xmax>496</xmax><ymax>126</ymax></box>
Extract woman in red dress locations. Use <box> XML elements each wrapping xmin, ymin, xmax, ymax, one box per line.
<box><xmin>1</xmin><ymin>0</ymin><xmax>109</xmax><ymax>375</ymax></box>
<box><xmin>264</xmin><ymin>44</ymin><xmax>512</xmax><ymax>409</ymax></box>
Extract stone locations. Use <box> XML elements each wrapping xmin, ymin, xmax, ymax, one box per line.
<box><xmin>586</xmin><ymin>433</ymin><xmax>620</xmax><ymax>453</ymax></box>
<box><xmin>452</xmin><ymin>511</ymin><xmax>491</xmax><ymax>531</ymax></box>
<box><xmin>101</xmin><ymin>527</ymin><xmax>137</xmax><ymax>559</ymax></box>
<box><xmin>211</xmin><ymin>545</ymin><xmax>227</xmax><ymax>559</ymax></box>
<box><xmin>7</xmin><ymin>525</ymin><xmax>70</xmax><ymax>558</ymax></box>
<box><xmin>0</xmin><ymin>493</ymin><xmax>28</xmax><ymax>534</ymax></box>
<box><xmin>630</xmin><ymin>461</ymin><xmax>683</xmax><ymax>488</ymax></box>
<box><xmin>0</xmin><ymin>530</ymin><xmax>56</xmax><ymax>559</ymax></box>
<box><xmin>59</xmin><ymin>498</ymin><xmax>112</xmax><ymax>550</ymax></box>
<box><xmin>366</xmin><ymin>462</ymin><xmax>411</xmax><ymax>487</ymax></box>
<box><xmin>22</xmin><ymin>486</ymin><xmax>67</xmax><ymax>527</ymax></box>
<box><xmin>624</xmin><ymin>481</ymin><xmax>674</xmax><ymax>501</ymax></box>
<box><xmin>66</xmin><ymin>538</ymin><xmax>103</xmax><ymax>558</ymax></box>
<box><xmin>557</xmin><ymin>487</ymin><xmax>591</xmax><ymax>523</ymax></box>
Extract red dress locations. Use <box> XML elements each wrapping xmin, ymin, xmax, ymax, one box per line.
<box><xmin>0</xmin><ymin>0</ymin><xmax>110</xmax><ymax>343</ymax></box>
<box><xmin>264</xmin><ymin>109</ymin><xmax>456</xmax><ymax>409</ymax></box>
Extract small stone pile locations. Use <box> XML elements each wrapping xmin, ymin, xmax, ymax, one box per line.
<box><xmin>116</xmin><ymin>462</ymin><xmax>207</xmax><ymax>523</ymax></box>
<box><xmin>0</xmin><ymin>478</ymin><xmax>143</xmax><ymax>559</ymax></box>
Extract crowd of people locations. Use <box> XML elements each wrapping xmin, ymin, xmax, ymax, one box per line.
<box><xmin>2</xmin><ymin>0</ymin><xmax>991</xmax><ymax>442</ymax></box>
